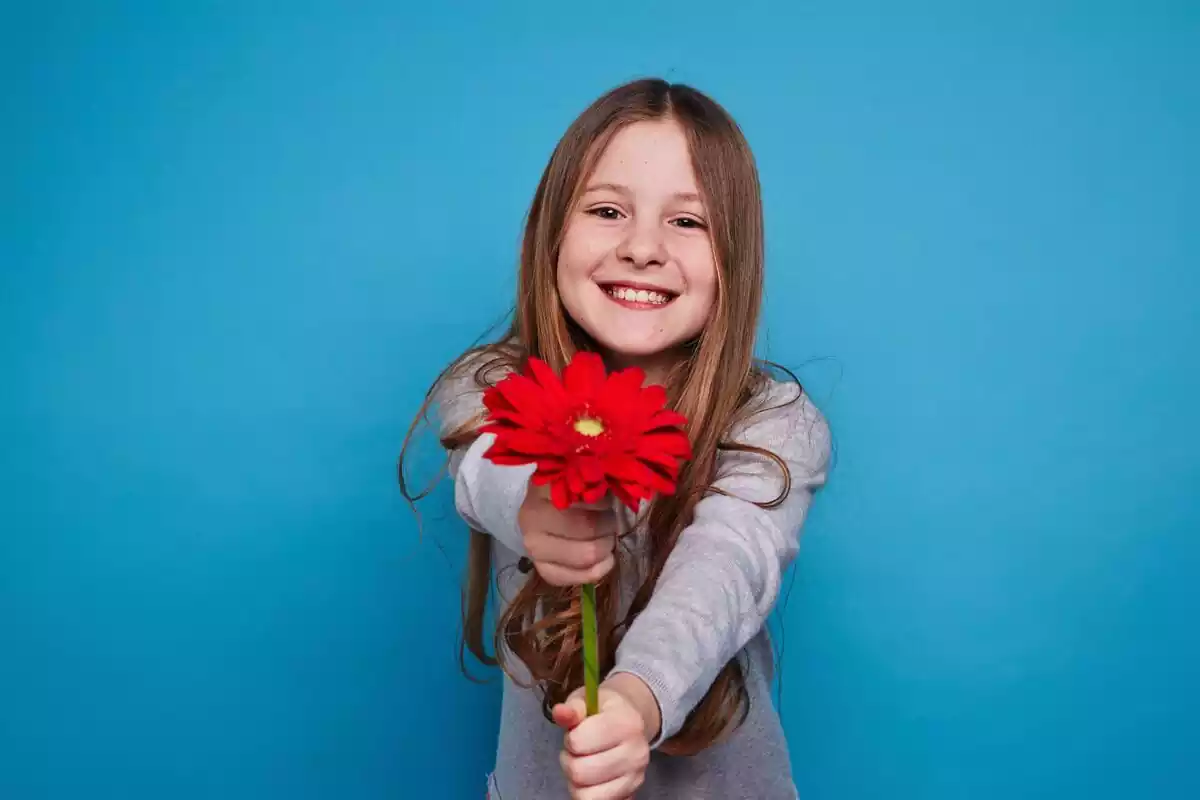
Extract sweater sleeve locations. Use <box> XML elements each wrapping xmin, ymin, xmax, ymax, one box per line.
<box><xmin>608</xmin><ymin>381</ymin><xmax>832</xmax><ymax>747</ymax></box>
<box><xmin>432</xmin><ymin>352</ymin><xmax>531</xmax><ymax>556</ymax></box>
<box><xmin>446</xmin><ymin>432</ymin><xmax>532</xmax><ymax>556</ymax></box>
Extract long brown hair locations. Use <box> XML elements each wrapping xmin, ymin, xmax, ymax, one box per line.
<box><xmin>399</xmin><ymin>78</ymin><xmax>794</xmax><ymax>755</ymax></box>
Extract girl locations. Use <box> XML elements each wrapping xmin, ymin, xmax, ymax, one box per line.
<box><xmin>403</xmin><ymin>78</ymin><xmax>831</xmax><ymax>799</ymax></box>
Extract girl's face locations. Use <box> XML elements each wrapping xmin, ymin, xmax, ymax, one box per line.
<box><xmin>556</xmin><ymin>118</ymin><xmax>718</xmax><ymax>380</ymax></box>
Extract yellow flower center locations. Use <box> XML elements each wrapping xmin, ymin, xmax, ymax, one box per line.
<box><xmin>573</xmin><ymin>416</ymin><xmax>605</xmax><ymax>437</ymax></box>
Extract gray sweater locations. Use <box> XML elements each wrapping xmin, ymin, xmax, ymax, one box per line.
<box><xmin>437</xmin><ymin>361</ymin><xmax>832</xmax><ymax>799</ymax></box>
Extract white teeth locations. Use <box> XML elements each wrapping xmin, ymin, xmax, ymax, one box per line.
<box><xmin>607</xmin><ymin>286</ymin><xmax>670</xmax><ymax>305</ymax></box>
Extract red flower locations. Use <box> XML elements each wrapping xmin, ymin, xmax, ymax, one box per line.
<box><xmin>480</xmin><ymin>352</ymin><xmax>692</xmax><ymax>511</ymax></box>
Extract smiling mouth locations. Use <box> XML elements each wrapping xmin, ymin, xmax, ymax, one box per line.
<box><xmin>599</xmin><ymin>283</ymin><xmax>677</xmax><ymax>308</ymax></box>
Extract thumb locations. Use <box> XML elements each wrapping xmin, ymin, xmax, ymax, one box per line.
<box><xmin>552</xmin><ymin>687</ymin><xmax>588</xmax><ymax>730</ymax></box>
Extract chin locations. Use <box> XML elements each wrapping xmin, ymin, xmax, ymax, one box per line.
<box><xmin>596</xmin><ymin>332</ymin><xmax>691</xmax><ymax>362</ymax></box>
<box><xmin>564</xmin><ymin>297</ymin><xmax>703</xmax><ymax>364</ymax></box>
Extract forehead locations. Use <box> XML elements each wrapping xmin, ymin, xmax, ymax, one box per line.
<box><xmin>587</xmin><ymin>118</ymin><xmax>699</xmax><ymax>192</ymax></box>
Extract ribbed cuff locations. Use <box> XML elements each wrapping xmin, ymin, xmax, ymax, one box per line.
<box><xmin>606</xmin><ymin>663</ymin><xmax>675</xmax><ymax>750</ymax></box>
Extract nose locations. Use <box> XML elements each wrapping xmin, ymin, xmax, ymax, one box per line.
<box><xmin>615</xmin><ymin>219</ymin><xmax>667</xmax><ymax>269</ymax></box>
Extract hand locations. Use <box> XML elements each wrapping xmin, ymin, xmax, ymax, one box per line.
<box><xmin>517</xmin><ymin>481</ymin><xmax>617</xmax><ymax>586</ymax></box>
<box><xmin>552</xmin><ymin>675</ymin><xmax>659</xmax><ymax>799</ymax></box>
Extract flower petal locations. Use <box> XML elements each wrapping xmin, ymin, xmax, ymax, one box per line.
<box><xmin>611</xmin><ymin>481</ymin><xmax>649</xmax><ymax>512</ymax></box>
<box><xmin>646</xmin><ymin>408</ymin><xmax>690</xmax><ymax>431</ymax></box>
<box><xmin>634</xmin><ymin>448</ymin><xmax>686</xmax><ymax>478</ymax></box>
<box><xmin>603</xmin><ymin>454</ymin><xmax>672</xmax><ymax>492</ymax></box>
<box><xmin>579</xmin><ymin>482</ymin><xmax>606</xmax><ymax>504</ymax></box>
<box><xmin>531</xmin><ymin>466</ymin><xmax>565</xmax><ymax>485</ymax></box>
<box><xmin>495</xmin><ymin>428</ymin><xmax>564</xmax><ymax>457</ymax></box>
<box><xmin>638</xmin><ymin>430</ymin><xmax>693</xmax><ymax>459</ymax></box>
<box><xmin>625</xmin><ymin>384</ymin><xmax>668</xmax><ymax>428</ymax></box>
<box><xmin>480</xmin><ymin>352</ymin><xmax>693</xmax><ymax>509</ymax></box>
<box><xmin>483</xmin><ymin>453</ymin><xmax>537</xmax><ymax>466</ymax></box>
<box><xmin>479</xmin><ymin>408</ymin><xmax>541</xmax><ymax>431</ymax></box>
<box><xmin>564</xmin><ymin>352</ymin><xmax>607</xmax><ymax>401</ymax></box>
<box><xmin>550</xmin><ymin>479</ymin><xmax>572</xmax><ymax>510</ymax></box>
<box><xmin>578</xmin><ymin>457</ymin><xmax>604</xmax><ymax>484</ymax></box>
<box><xmin>566</xmin><ymin>463</ymin><xmax>585</xmax><ymax>496</ymax></box>
<box><xmin>491</xmin><ymin>373</ymin><xmax>557</xmax><ymax>424</ymax></box>
<box><xmin>598</xmin><ymin>366</ymin><xmax>645</xmax><ymax>412</ymax></box>
<box><xmin>526</xmin><ymin>357</ymin><xmax>570</xmax><ymax>406</ymax></box>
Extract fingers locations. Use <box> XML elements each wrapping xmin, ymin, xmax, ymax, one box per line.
<box><xmin>579</xmin><ymin>508</ymin><xmax>619</xmax><ymax>539</ymax></box>
<box><xmin>560</xmin><ymin>744</ymin><xmax>648</xmax><ymax>792</ymax></box>
<box><xmin>552</xmin><ymin>689</ymin><xmax>588</xmax><ymax>731</ymax></box>
<box><xmin>549</xmin><ymin>507</ymin><xmax>619</xmax><ymax>542</ymax></box>
<box><xmin>567</xmin><ymin>773</ymin><xmax>644</xmax><ymax>800</ymax></box>
<box><xmin>534</xmin><ymin>552</ymin><xmax>615</xmax><ymax>587</ymax></box>
<box><xmin>572</xmin><ymin>496</ymin><xmax>613</xmax><ymax>512</ymax></box>
<box><xmin>527</xmin><ymin>480</ymin><xmax>553</xmax><ymax>502</ymax></box>
<box><xmin>519</xmin><ymin>481</ymin><xmax>621</xmax><ymax>586</ymax></box>
<box><xmin>529</xmin><ymin>503</ymin><xmax>617</xmax><ymax>541</ymax></box>
<box><xmin>565</xmin><ymin>706</ymin><xmax>644</xmax><ymax>757</ymax></box>
<box><xmin>528</xmin><ymin>478</ymin><xmax>612</xmax><ymax>507</ymax></box>
<box><xmin>557</xmin><ymin>686</ymin><xmax>650</xmax><ymax>800</ymax></box>
<box><xmin>526</xmin><ymin>482</ymin><xmax>618</xmax><ymax>536</ymax></box>
<box><xmin>527</xmin><ymin>530</ymin><xmax>614</xmax><ymax>570</ymax></box>
<box><xmin>520</xmin><ymin>515</ymin><xmax>617</xmax><ymax>585</ymax></box>
<box><xmin>552</xmin><ymin>704</ymin><xmax>582</xmax><ymax>731</ymax></box>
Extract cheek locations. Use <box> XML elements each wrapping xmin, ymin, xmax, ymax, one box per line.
<box><xmin>684</xmin><ymin>248</ymin><xmax>720</xmax><ymax>314</ymax></box>
<box><xmin>690</xmin><ymin>281</ymin><xmax>718</xmax><ymax>328</ymax></box>
<box><xmin>555</xmin><ymin>233</ymin><xmax>602</xmax><ymax>321</ymax></box>
<box><xmin>556</xmin><ymin>227</ymin><xmax>600</xmax><ymax>286</ymax></box>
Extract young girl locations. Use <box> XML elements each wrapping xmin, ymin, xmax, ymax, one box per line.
<box><xmin>404</xmin><ymin>78</ymin><xmax>831</xmax><ymax>799</ymax></box>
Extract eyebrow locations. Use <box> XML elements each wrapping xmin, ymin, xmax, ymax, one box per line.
<box><xmin>583</xmin><ymin>182</ymin><xmax>703</xmax><ymax>203</ymax></box>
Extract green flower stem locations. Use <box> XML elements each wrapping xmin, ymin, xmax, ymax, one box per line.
<box><xmin>581</xmin><ymin>581</ymin><xmax>599</xmax><ymax>716</ymax></box>
<box><xmin>580</xmin><ymin>495</ymin><xmax>626</xmax><ymax>717</ymax></box>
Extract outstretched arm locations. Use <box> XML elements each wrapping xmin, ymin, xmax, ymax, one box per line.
<box><xmin>433</xmin><ymin>354</ymin><xmax>531</xmax><ymax>556</ymax></box>
<box><xmin>608</xmin><ymin>382</ymin><xmax>832</xmax><ymax>747</ymax></box>
<box><xmin>437</xmin><ymin>366</ymin><xmax>832</xmax><ymax>746</ymax></box>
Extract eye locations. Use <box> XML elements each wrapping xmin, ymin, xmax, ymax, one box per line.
<box><xmin>586</xmin><ymin>206</ymin><xmax>623</xmax><ymax>220</ymax></box>
<box><xmin>671</xmin><ymin>216</ymin><xmax>707</xmax><ymax>230</ymax></box>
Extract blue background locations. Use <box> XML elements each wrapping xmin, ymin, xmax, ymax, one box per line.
<box><xmin>2</xmin><ymin>2</ymin><xmax>1197</xmax><ymax>797</ymax></box>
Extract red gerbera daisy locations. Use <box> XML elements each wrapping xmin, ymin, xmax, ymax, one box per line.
<box><xmin>480</xmin><ymin>352</ymin><xmax>692</xmax><ymax>511</ymax></box>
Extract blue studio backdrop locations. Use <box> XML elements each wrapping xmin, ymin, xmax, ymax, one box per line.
<box><xmin>2</xmin><ymin>3</ymin><xmax>1197</xmax><ymax>798</ymax></box>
